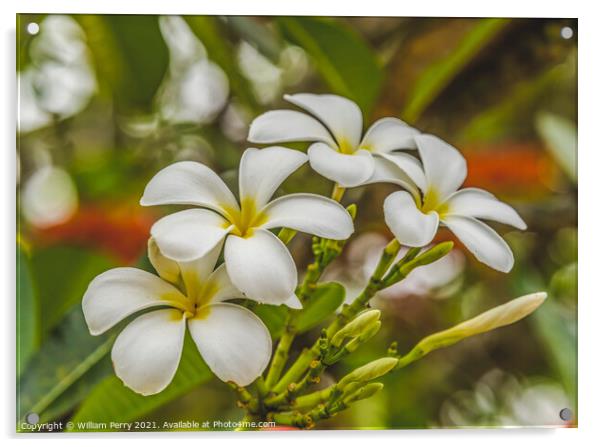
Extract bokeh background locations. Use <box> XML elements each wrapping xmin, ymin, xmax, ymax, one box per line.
<box><xmin>16</xmin><ymin>15</ymin><xmax>577</xmax><ymax>430</ymax></box>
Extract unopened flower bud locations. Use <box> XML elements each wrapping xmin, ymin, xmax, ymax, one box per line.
<box><xmin>339</xmin><ymin>357</ymin><xmax>398</xmax><ymax>387</ymax></box>
<box><xmin>344</xmin><ymin>321</ymin><xmax>381</xmax><ymax>353</ymax></box>
<box><xmin>398</xmin><ymin>292</ymin><xmax>548</xmax><ymax>368</ymax></box>
<box><xmin>402</xmin><ymin>242</ymin><xmax>454</xmax><ymax>274</ymax></box>
<box><xmin>331</xmin><ymin>310</ymin><xmax>381</xmax><ymax>347</ymax></box>
<box><xmin>343</xmin><ymin>382</ymin><xmax>384</xmax><ymax>405</ymax></box>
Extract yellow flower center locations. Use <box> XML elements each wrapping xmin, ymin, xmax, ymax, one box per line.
<box><xmin>420</xmin><ymin>187</ymin><xmax>449</xmax><ymax>217</ymax></box>
<box><xmin>164</xmin><ymin>278</ymin><xmax>220</xmax><ymax>320</ymax></box>
<box><xmin>338</xmin><ymin>138</ymin><xmax>356</xmax><ymax>155</ymax></box>
<box><xmin>221</xmin><ymin>196</ymin><xmax>268</xmax><ymax>238</ymax></box>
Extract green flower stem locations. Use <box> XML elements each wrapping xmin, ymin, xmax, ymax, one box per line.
<box><xmin>294</xmin><ymin>385</ymin><xmax>334</xmax><ymax>409</ymax></box>
<box><xmin>265</xmin><ymin>358</ymin><xmax>325</xmax><ymax>409</ymax></box>
<box><xmin>273</xmin><ymin>240</ymin><xmax>437</xmax><ymax>392</ymax></box>
<box><xmin>269</xmin><ymin>410</ymin><xmax>311</xmax><ymax>428</ymax></box>
<box><xmin>273</xmin><ymin>347</ymin><xmax>316</xmax><ymax>393</ymax></box>
<box><xmin>371</xmin><ymin>238</ymin><xmax>402</xmax><ymax>279</ymax></box>
<box><xmin>331</xmin><ymin>184</ymin><xmax>346</xmax><ymax>202</ymax></box>
<box><xmin>265</xmin><ymin>207</ymin><xmax>357</xmax><ymax>392</ymax></box>
<box><xmin>264</xmin><ymin>318</ymin><xmax>297</xmax><ymax>388</ymax></box>
<box><xmin>278</xmin><ymin>227</ymin><xmax>297</xmax><ymax>244</ymax></box>
<box><xmin>229</xmin><ymin>383</ymin><xmax>259</xmax><ymax>414</ymax></box>
<box><xmin>255</xmin><ymin>376</ymin><xmax>269</xmax><ymax>398</ymax></box>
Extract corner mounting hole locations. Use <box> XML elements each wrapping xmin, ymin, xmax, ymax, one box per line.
<box><xmin>560</xmin><ymin>26</ymin><xmax>574</xmax><ymax>40</ymax></box>
<box><xmin>559</xmin><ymin>407</ymin><xmax>573</xmax><ymax>421</ymax></box>
<box><xmin>26</xmin><ymin>22</ymin><xmax>40</xmax><ymax>35</ymax></box>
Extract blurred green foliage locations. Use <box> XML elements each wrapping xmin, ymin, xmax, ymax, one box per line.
<box><xmin>16</xmin><ymin>14</ymin><xmax>577</xmax><ymax>430</ymax></box>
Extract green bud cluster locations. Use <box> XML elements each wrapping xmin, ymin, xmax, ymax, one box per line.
<box><xmin>381</xmin><ymin>241</ymin><xmax>454</xmax><ymax>287</ymax></box>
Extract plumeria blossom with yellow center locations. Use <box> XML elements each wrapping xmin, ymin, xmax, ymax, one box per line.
<box><xmin>82</xmin><ymin>240</ymin><xmax>272</xmax><ymax>395</ymax></box>
<box><xmin>248</xmin><ymin>93</ymin><xmax>423</xmax><ymax>191</ymax></box>
<box><xmin>383</xmin><ymin>134</ymin><xmax>527</xmax><ymax>273</ymax></box>
<box><xmin>140</xmin><ymin>146</ymin><xmax>354</xmax><ymax>307</ymax></box>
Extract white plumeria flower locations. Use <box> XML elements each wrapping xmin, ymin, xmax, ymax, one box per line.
<box><xmin>140</xmin><ymin>146</ymin><xmax>354</xmax><ymax>307</ymax></box>
<box><xmin>82</xmin><ymin>240</ymin><xmax>272</xmax><ymax>395</ymax></box>
<box><xmin>383</xmin><ymin>134</ymin><xmax>527</xmax><ymax>273</ymax></box>
<box><xmin>248</xmin><ymin>93</ymin><xmax>422</xmax><ymax>192</ymax></box>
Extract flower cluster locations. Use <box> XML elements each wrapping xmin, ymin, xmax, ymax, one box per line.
<box><xmin>82</xmin><ymin>92</ymin><xmax>545</xmax><ymax>427</ymax></box>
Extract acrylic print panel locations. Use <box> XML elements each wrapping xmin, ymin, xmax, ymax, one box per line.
<box><xmin>16</xmin><ymin>14</ymin><xmax>577</xmax><ymax>432</ymax></box>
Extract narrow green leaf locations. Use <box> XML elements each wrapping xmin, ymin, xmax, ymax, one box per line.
<box><xmin>17</xmin><ymin>245</ymin><xmax>39</xmax><ymax>375</ymax></box>
<box><xmin>183</xmin><ymin>16</ymin><xmax>260</xmax><ymax>112</ymax></box>
<box><xmin>535</xmin><ymin>112</ymin><xmax>577</xmax><ymax>182</ymax></box>
<box><xmin>17</xmin><ymin>307</ymin><xmax>113</xmax><ymax>425</ymax></box>
<box><xmin>458</xmin><ymin>60</ymin><xmax>572</xmax><ymax>143</ymax></box>
<box><xmin>74</xmin><ymin>14</ymin><xmax>169</xmax><ymax>112</ymax></box>
<box><xmin>69</xmin><ymin>333</ymin><xmax>213</xmax><ymax>429</ymax></box>
<box><xmin>278</xmin><ymin>17</ymin><xmax>383</xmax><ymax>113</ymax></box>
<box><xmin>30</xmin><ymin>245</ymin><xmax>116</xmax><ymax>336</ymax></box>
<box><xmin>296</xmin><ymin>282</ymin><xmax>346</xmax><ymax>333</ymax></box>
<box><xmin>402</xmin><ymin>18</ymin><xmax>510</xmax><ymax>123</ymax></box>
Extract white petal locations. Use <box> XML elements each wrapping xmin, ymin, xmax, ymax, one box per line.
<box><xmin>140</xmin><ymin>161</ymin><xmax>239</xmax><ymax>214</ymax></box>
<box><xmin>415</xmin><ymin>134</ymin><xmax>467</xmax><ymax>200</ymax></box>
<box><xmin>261</xmin><ymin>193</ymin><xmax>353</xmax><ymax>240</ymax></box>
<box><xmin>359</xmin><ymin>117</ymin><xmax>419</xmax><ymax>153</ymax></box>
<box><xmin>147</xmin><ymin>237</ymin><xmax>180</xmax><ymax>285</ymax></box>
<box><xmin>285</xmin><ymin>93</ymin><xmax>363</xmax><ymax>148</ymax></box>
<box><xmin>248</xmin><ymin>110</ymin><xmax>336</xmax><ymax>147</ymax></box>
<box><xmin>378</xmin><ymin>152</ymin><xmax>427</xmax><ymax>191</ymax></box>
<box><xmin>82</xmin><ymin>268</ymin><xmax>186</xmax><ymax>335</ymax></box>
<box><xmin>188</xmin><ymin>303</ymin><xmax>271</xmax><ymax>386</ymax></box>
<box><xmin>308</xmin><ymin>143</ymin><xmax>374</xmax><ymax>187</ymax></box>
<box><xmin>224</xmin><ymin>229</ymin><xmax>297</xmax><ymax>305</ymax></box>
<box><xmin>239</xmin><ymin>147</ymin><xmax>308</xmax><ymax>208</ymax></box>
<box><xmin>204</xmin><ymin>264</ymin><xmax>245</xmax><ymax>303</ymax></box>
<box><xmin>361</xmin><ymin>156</ymin><xmax>421</xmax><ymax>199</ymax></box>
<box><xmin>383</xmin><ymin>191</ymin><xmax>439</xmax><ymax>247</ymax></box>
<box><xmin>445</xmin><ymin>188</ymin><xmax>527</xmax><ymax>230</ymax></box>
<box><xmin>112</xmin><ymin>309</ymin><xmax>186</xmax><ymax>395</ymax></box>
<box><xmin>443</xmin><ymin>215</ymin><xmax>515</xmax><ymax>273</ymax></box>
<box><xmin>151</xmin><ymin>209</ymin><xmax>231</xmax><ymax>262</ymax></box>
<box><xmin>179</xmin><ymin>240</ymin><xmax>224</xmax><ymax>300</ymax></box>
<box><xmin>284</xmin><ymin>294</ymin><xmax>303</xmax><ymax>309</ymax></box>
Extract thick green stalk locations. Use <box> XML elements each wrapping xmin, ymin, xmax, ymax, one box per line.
<box><xmin>264</xmin><ymin>319</ymin><xmax>296</xmax><ymax>388</ymax></box>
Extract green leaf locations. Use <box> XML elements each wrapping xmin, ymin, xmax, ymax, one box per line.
<box><xmin>296</xmin><ymin>282</ymin><xmax>346</xmax><ymax>333</ymax></box>
<box><xmin>69</xmin><ymin>333</ymin><xmax>213</xmax><ymax>429</ymax></box>
<box><xmin>535</xmin><ymin>112</ymin><xmax>577</xmax><ymax>183</ymax></box>
<box><xmin>30</xmin><ymin>245</ymin><xmax>116</xmax><ymax>336</ymax></box>
<box><xmin>183</xmin><ymin>16</ymin><xmax>260</xmax><ymax>112</ymax></box>
<box><xmin>402</xmin><ymin>18</ymin><xmax>510</xmax><ymax>123</ymax></box>
<box><xmin>17</xmin><ymin>307</ymin><xmax>114</xmax><ymax>425</ymax></box>
<box><xmin>17</xmin><ymin>245</ymin><xmax>39</xmax><ymax>375</ymax></box>
<box><xmin>532</xmin><ymin>297</ymin><xmax>577</xmax><ymax>403</ymax></box>
<box><xmin>278</xmin><ymin>17</ymin><xmax>383</xmax><ymax>113</ymax></box>
<box><xmin>253</xmin><ymin>303</ymin><xmax>288</xmax><ymax>338</ymax></box>
<box><xmin>458</xmin><ymin>59</ymin><xmax>573</xmax><ymax>143</ymax></box>
<box><xmin>74</xmin><ymin>14</ymin><xmax>169</xmax><ymax>112</ymax></box>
